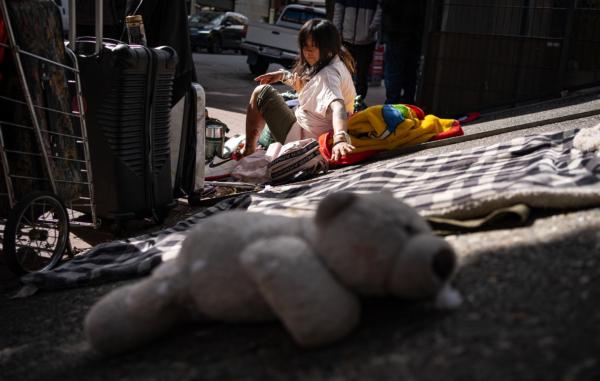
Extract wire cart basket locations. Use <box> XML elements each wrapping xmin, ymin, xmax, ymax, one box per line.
<box><xmin>0</xmin><ymin>0</ymin><xmax>97</xmax><ymax>275</ymax></box>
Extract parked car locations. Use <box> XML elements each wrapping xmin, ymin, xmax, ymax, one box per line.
<box><xmin>188</xmin><ymin>11</ymin><xmax>248</xmax><ymax>54</ymax></box>
<box><xmin>240</xmin><ymin>4</ymin><xmax>326</xmax><ymax>75</ymax></box>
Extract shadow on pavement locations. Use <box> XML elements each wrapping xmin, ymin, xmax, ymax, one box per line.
<box><xmin>1</xmin><ymin>219</ymin><xmax>598</xmax><ymax>381</ymax></box>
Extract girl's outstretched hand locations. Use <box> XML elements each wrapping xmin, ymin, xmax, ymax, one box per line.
<box><xmin>254</xmin><ymin>71</ymin><xmax>283</xmax><ymax>85</ymax></box>
<box><xmin>331</xmin><ymin>141</ymin><xmax>355</xmax><ymax>162</ymax></box>
<box><xmin>255</xmin><ymin>70</ymin><xmax>308</xmax><ymax>91</ymax></box>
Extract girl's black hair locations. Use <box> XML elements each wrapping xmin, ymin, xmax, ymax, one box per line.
<box><xmin>293</xmin><ymin>18</ymin><xmax>355</xmax><ymax>77</ymax></box>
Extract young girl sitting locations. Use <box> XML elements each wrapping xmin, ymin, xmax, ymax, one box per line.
<box><xmin>243</xmin><ymin>18</ymin><xmax>357</xmax><ymax>162</ymax></box>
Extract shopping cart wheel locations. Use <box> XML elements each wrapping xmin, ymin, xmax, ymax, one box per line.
<box><xmin>3</xmin><ymin>191</ymin><xmax>70</xmax><ymax>275</ymax></box>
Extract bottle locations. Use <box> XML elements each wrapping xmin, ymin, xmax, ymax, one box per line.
<box><xmin>125</xmin><ymin>15</ymin><xmax>147</xmax><ymax>46</ymax></box>
<box><xmin>205</xmin><ymin>117</ymin><xmax>228</xmax><ymax>160</ymax></box>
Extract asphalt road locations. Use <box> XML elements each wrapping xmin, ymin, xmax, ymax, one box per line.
<box><xmin>0</xmin><ymin>52</ymin><xmax>599</xmax><ymax>381</ymax></box>
<box><xmin>193</xmin><ymin>51</ymin><xmax>287</xmax><ymax>138</ymax></box>
<box><xmin>194</xmin><ymin>51</ymin><xmax>260</xmax><ymax>115</ymax></box>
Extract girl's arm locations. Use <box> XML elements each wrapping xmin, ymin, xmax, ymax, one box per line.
<box><xmin>329</xmin><ymin>100</ymin><xmax>355</xmax><ymax>161</ymax></box>
<box><xmin>254</xmin><ymin>70</ymin><xmax>285</xmax><ymax>85</ymax></box>
<box><xmin>256</xmin><ymin>70</ymin><xmax>307</xmax><ymax>92</ymax></box>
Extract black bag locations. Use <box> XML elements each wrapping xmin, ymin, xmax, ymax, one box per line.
<box><xmin>268</xmin><ymin>139</ymin><xmax>328</xmax><ymax>185</ymax></box>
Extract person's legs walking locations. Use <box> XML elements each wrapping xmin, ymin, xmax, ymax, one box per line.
<box><xmin>383</xmin><ymin>37</ymin><xmax>404</xmax><ymax>104</ymax></box>
<box><xmin>384</xmin><ymin>35</ymin><xmax>420</xmax><ymax>105</ymax></box>
<box><xmin>401</xmin><ymin>41</ymin><xmax>420</xmax><ymax>105</ymax></box>
<box><xmin>346</xmin><ymin>42</ymin><xmax>376</xmax><ymax>100</ymax></box>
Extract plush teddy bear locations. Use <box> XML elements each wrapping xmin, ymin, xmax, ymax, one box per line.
<box><xmin>85</xmin><ymin>191</ymin><xmax>462</xmax><ymax>355</ymax></box>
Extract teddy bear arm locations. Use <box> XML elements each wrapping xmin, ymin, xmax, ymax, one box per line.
<box><xmin>240</xmin><ymin>236</ymin><xmax>361</xmax><ymax>348</ymax></box>
<box><xmin>85</xmin><ymin>260</ymin><xmax>190</xmax><ymax>355</ymax></box>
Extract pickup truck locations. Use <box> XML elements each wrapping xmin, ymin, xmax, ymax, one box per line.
<box><xmin>240</xmin><ymin>4</ymin><xmax>326</xmax><ymax>75</ymax></box>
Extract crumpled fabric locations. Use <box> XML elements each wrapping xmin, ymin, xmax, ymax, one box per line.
<box><xmin>573</xmin><ymin>123</ymin><xmax>600</xmax><ymax>153</ymax></box>
<box><xmin>231</xmin><ymin>143</ymin><xmax>282</xmax><ymax>183</ymax></box>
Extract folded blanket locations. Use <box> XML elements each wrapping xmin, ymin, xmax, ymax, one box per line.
<box><xmin>319</xmin><ymin>104</ymin><xmax>463</xmax><ymax>165</ymax></box>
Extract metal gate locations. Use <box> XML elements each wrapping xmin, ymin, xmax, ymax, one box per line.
<box><xmin>418</xmin><ymin>0</ymin><xmax>600</xmax><ymax>116</ymax></box>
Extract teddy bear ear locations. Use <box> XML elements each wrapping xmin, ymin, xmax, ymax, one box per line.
<box><xmin>315</xmin><ymin>192</ymin><xmax>357</xmax><ymax>225</ymax></box>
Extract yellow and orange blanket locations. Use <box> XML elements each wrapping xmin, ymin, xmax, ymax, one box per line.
<box><xmin>319</xmin><ymin>104</ymin><xmax>463</xmax><ymax>165</ymax></box>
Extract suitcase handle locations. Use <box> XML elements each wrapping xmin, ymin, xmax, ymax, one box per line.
<box><xmin>69</xmin><ymin>0</ymin><xmax>103</xmax><ymax>54</ymax></box>
<box><xmin>74</xmin><ymin>37</ymin><xmax>127</xmax><ymax>58</ymax></box>
<box><xmin>76</xmin><ymin>36</ymin><xmax>125</xmax><ymax>45</ymax></box>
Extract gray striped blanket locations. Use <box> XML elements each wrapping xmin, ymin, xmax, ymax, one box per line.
<box><xmin>18</xmin><ymin>127</ymin><xmax>600</xmax><ymax>293</ymax></box>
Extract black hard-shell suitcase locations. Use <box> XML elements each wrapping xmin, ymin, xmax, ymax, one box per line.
<box><xmin>76</xmin><ymin>40</ymin><xmax>178</xmax><ymax>222</ymax></box>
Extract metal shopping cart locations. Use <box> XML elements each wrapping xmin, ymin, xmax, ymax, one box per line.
<box><xmin>0</xmin><ymin>0</ymin><xmax>97</xmax><ymax>275</ymax></box>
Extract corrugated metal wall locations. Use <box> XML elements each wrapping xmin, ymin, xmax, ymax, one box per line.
<box><xmin>419</xmin><ymin>0</ymin><xmax>600</xmax><ymax>115</ymax></box>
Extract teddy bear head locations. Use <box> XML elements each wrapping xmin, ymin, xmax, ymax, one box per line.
<box><xmin>313</xmin><ymin>191</ymin><xmax>457</xmax><ymax>301</ymax></box>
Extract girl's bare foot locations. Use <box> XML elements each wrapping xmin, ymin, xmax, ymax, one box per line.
<box><xmin>242</xmin><ymin>146</ymin><xmax>256</xmax><ymax>158</ymax></box>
